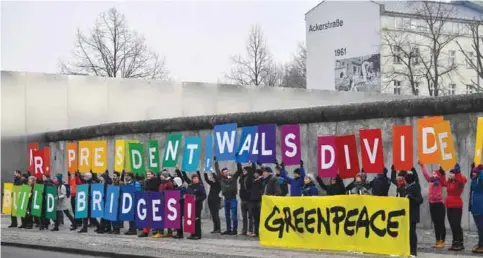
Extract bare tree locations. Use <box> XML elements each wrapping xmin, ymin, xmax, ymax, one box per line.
<box><xmin>456</xmin><ymin>20</ymin><xmax>483</xmax><ymax>93</ymax></box>
<box><xmin>225</xmin><ymin>24</ymin><xmax>272</xmax><ymax>86</ymax></box>
<box><xmin>281</xmin><ymin>42</ymin><xmax>307</xmax><ymax>88</ymax></box>
<box><xmin>60</xmin><ymin>8</ymin><xmax>168</xmax><ymax>80</ymax></box>
<box><xmin>264</xmin><ymin>62</ymin><xmax>284</xmax><ymax>86</ymax></box>
<box><xmin>410</xmin><ymin>1</ymin><xmax>460</xmax><ymax>96</ymax></box>
<box><xmin>381</xmin><ymin>30</ymin><xmax>424</xmax><ymax>95</ymax></box>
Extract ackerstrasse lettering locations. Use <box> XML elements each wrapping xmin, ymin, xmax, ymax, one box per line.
<box><xmin>309</xmin><ymin>19</ymin><xmax>344</xmax><ymax>32</ymax></box>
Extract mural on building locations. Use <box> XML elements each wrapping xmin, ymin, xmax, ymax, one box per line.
<box><xmin>334</xmin><ymin>54</ymin><xmax>381</xmax><ymax>92</ymax></box>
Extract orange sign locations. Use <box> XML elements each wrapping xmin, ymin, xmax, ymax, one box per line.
<box><xmin>417</xmin><ymin>116</ymin><xmax>444</xmax><ymax>164</ymax></box>
<box><xmin>66</xmin><ymin>142</ymin><xmax>78</xmax><ymax>174</ymax></box>
<box><xmin>433</xmin><ymin>120</ymin><xmax>457</xmax><ymax>170</ymax></box>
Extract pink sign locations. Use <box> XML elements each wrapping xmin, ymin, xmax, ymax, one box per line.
<box><xmin>183</xmin><ymin>194</ymin><xmax>196</xmax><ymax>234</ymax></box>
<box><xmin>317</xmin><ymin>136</ymin><xmax>338</xmax><ymax>178</ymax></box>
<box><xmin>280</xmin><ymin>124</ymin><xmax>301</xmax><ymax>166</ymax></box>
<box><xmin>164</xmin><ymin>191</ymin><xmax>180</xmax><ymax>229</ymax></box>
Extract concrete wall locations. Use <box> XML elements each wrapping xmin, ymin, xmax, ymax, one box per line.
<box><xmin>40</xmin><ymin>93</ymin><xmax>483</xmax><ymax>230</ymax></box>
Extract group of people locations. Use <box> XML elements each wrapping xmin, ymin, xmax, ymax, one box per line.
<box><xmin>7</xmin><ymin>158</ymin><xmax>483</xmax><ymax>256</ymax></box>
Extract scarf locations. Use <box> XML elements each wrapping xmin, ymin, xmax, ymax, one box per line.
<box><xmin>431</xmin><ymin>176</ymin><xmax>440</xmax><ymax>186</ymax></box>
<box><xmin>397</xmin><ymin>178</ymin><xmax>406</xmax><ymax>188</ymax></box>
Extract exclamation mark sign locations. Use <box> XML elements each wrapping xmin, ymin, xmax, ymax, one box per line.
<box><xmin>187</xmin><ymin>203</ymin><xmax>192</xmax><ymax>226</ymax></box>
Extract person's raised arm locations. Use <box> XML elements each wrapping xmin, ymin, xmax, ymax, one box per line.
<box><xmin>390</xmin><ymin>165</ymin><xmax>397</xmax><ymax>186</ymax></box>
<box><xmin>418</xmin><ymin>161</ymin><xmax>431</xmax><ymax>182</ymax></box>
<box><xmin>175</xmin><ymin>167</ymin><xmax>184</xmax><ymax>183</ymax></box>
<box><xmin>182</xmin><ymin>171</ymin><xmax>192</xmax><ymax>184</ymax></box>
<box><xmin>316</xmin><ymin>176</ymin><xmax>328</xmax><ymax>191</ymax></box>
<box><xmin>196</xmin><ymin>170</ymin><xmax>202</xmax><ymax>184</ymax></box>
<box><xmin>214</xmin><ymin>156</ymin><xmax>222</xmax><ymax>178</ymax></box>
<box><xmin>234</xmin><ymin>162</ymin><xmax>243</xmax><ymax>180</ymax></box>
<box><xmin>411</xmin><ymin>167</ymin><xmax>420</xmax><ymax>185</ymax></box>
<box><xmin>299</xmin><ymin>160</ymin><xmax>306</xmax><ymax>178</ymax></box>
<box><xmin>204</xmin><ymin>172</ymin><xmax>213</xmax><ymax>186</ymax></box>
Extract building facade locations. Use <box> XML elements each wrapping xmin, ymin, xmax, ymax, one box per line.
<box><xmin>306</xmin><ymin>0</ymin><xmax>483</xmax><ymax>96</ymax></box>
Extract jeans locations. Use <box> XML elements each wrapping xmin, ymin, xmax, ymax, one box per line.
<box><xmin>473</xmin><ymin>214</ymin><xmax>483</xmax><ymax>246</ymax></box>
<box><xmin>249</xmin><ymin>201</ymin><xmax>261</xmax><ymax>235</ymax></box>
<box><xmin>447</xmin><ymin>208</ymin><xmax>464</xmax><ymax>246</ymax></box>
<box><xmin>241</xmin><ymin>200</ymin><xmax>253</xmax><ymax>234</ymax></box>
<box><xmin>410</xmin><ymin>222</ymin><xmax>417</xmax><ymax>256</ymax></box>
<box><xmin>430</xmin><ymin>202</ymin><xmax>446</xmax><ymax>242</ymax></box>
<box><xmin>208</xmin><ymin>197</ymin><xmax>221</xmax><ymax>231</ymax></box>
<box><xmin>224</xmin><ymin>198</ymin><xmax>238</xmax><ymax>232</ymax></box>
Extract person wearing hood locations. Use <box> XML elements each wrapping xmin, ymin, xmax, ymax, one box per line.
<box><xmin>239</xmin><ymin>163</ymin><xmax>254</xmax><ymax>236</ymax></box>
<box><xmin>316</xmin><ymin>175</ymin><xmax>346</xmax><ymax>196</ymax></box>
<box><xmin>249</xmin><ymin>163</ymin><xmax>263</xmax><ymax>237</ymax></box>
<box><xmin>122</xmin><ymin>171</ymin><xmax>141</xmax><ymax>235</ymax></box>
<box><xmin>279</xmin><ymin>160</ymin><xmax>305</xmax><ymax>196</ymax></box>
<box><xmin>391</xmin><ymin>166</ymin><xmax>408</xmax><ymax>197</ymax></box>
<box><xmin>214</xmin><ymin>156</ymin><xmax>241</xmax><ymax>235</ymax></box>
<box><xmin>347</xmin><ymin>173</ymin><xmax>371</xmax><ymax>195</ymax></box>
<box><xmin>8</xmin><ymin>170</ymin><xmax>22</xmax><ymax>228</ymax></box>
<box><xmin>204</xmin><ymin>169</ymin><xmax>222</xmax><ymax>234</ymax></box>
<box><xmin>78</xmin><ymin>172</ymin><xmax>100</xmax><ymax>233</ymax></box>
<box><xmin>274</xmin><ymin>162</ymin><xmax>289</xmax><ymax>196</ymax></box>
<box><xmin>262</xmin><ymin>166</ymin><xmax>281</xmax><ymax>196</ymax></box>
<box><xmin>172</xmin><ymin>176</ymin><xmax>186</xmax><ymax>239</ymax></box>
<box><xmin>445</xmin><ymin>164</ymin><xmax>468</xmax><ymax>251</ymax></box>
<box><xmin>302</xmin><ymin>174</ymin><xmax>319</xmax><ymax>196</ymax></box>
<box><xmin>154</xmin><ymin>170</ymin><xmax>175</xmax><ymax>238</ymax></box>
<box><xmin>52</xmin><ymin>174</ymin><xmax>76</xmax><ymax>231</ymax></box>
<box><xmin>418</xmin><ymin>161</ymin><xmax>447</xmax><ymax>248</ymax></box>
<box><xmin>186</xmin><ymin>172</ymin><xmax>207</xmax><ymax>240</ymax></box>
<box><xmin>139</xmin><ymin>170</ymin><xmax>161</xmax><ymax>238</ymax></box>
<box><xmin>405</xmin><ymin>169</ymin><xmax>424</xmax><ymax>257</ymax></box>
<box><xmin>469</xmin><ymin>163</ymin><xmax>483</xmax><ymax>253</ymax></box>
<box><xmin>369</xmin><ymin>167</ymin><xmax>391</xmax><ymax>196</ymax></box>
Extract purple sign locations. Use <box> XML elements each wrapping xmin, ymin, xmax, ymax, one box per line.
<box><xmin>280</xmin><ymin>124</ymin><xmax>302</xmax><ymax>166</ymax></box>
<box><xmin>150</xmin><ymin>192</ymin><xmax>164</xmax><ymax>229</ymax></box>
<box><xmin>135</xmin><ymin>191</ymin><xmax>150</xmax><ymax>229</ymax></box>
<box><xmin>257</xmin><ymin>124</ymin><xmax>276</xmax><ymax>163</ymax></box>
<box><xmin>163</xmin><ymin>190</ymin><xmax>180</xmax><ymax>229</ymax></box>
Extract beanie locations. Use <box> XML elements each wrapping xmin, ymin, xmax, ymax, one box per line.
<box><xmin>55</xmin><ymin>173</ymin><xmax>63</xmax><ymax>182</ymax></box>
<box><xmin>306</xmin><ymin>174</ymin><xmax>315</xmax><ymax>182</ymax></box>
<box><xmin>113</xmin><ymin>171</ymin><xmax>121</xmax><ymax>177</ymax></box>
<box><xmin>173</xmin><ymin>177</ymin><xmax>183</xmax><ymax>187</ymax></box>
<box><xmin>161</xmin><ymin>171</ymin><xmax>170</xmax><ymax>179</ymax></box>
<box><xmin>84</xmin><ymin>172</ymin><xmax>92</xmax><ymax>181</ymax></box>
<box><xmin>264</xmin><ymin>167</ymin><xmax>273</xmax><ymax>173</ymax></box>
<box><xmin>453</xmin><ymin>163</ymin><xmax>461</xmax><ymax>174</ymax></box>
<box><xmin>294</xmin><ymin>168</ymin><xmax>301</xmax><ymax>175</ymax></box>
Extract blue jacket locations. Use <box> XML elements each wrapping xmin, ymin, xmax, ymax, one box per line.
<box><xmin>302</xmin><ymin>182</ymin><xmax>319</xmax><ymax>196</ymax></box>
<box><xmin>470</xmin><ymin>170</ymin><xmax>483</xmax><ymax>215</ymax></box>
<box><xmin>280</xmin><ymin>167</ymin><xmax>305</xmax><ymax>196</ymax></box>
<box><xmin>126</xmin><ymin>180</ymin><xmax>142</xmax><ymax>192</ymax></box>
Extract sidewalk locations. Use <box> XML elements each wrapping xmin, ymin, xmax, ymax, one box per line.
<box><xmin>0</xmin><ymin>217</ymin><xmax>480</xmax><ymax>258</ymax></box>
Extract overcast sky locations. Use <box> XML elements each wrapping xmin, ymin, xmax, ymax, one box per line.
<box><xmin>1</xmin><ymin>0</ymin><xmax>319</xmax><ymax>83</ymax></box>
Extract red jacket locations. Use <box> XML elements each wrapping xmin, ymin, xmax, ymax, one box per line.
<box><xmin>444</xmin><ymin>173</ymin><xmax>467</xmax><ymax>208</ymax></box>
<box><xmin>158</xmin><ymin>179</ymin><xmax>174</xmax><ymax>192</ymax></box>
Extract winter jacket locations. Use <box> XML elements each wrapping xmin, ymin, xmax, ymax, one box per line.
<box><xmin>204</xmin><ymin>172</ymin><xmax>221</xmax><ymax>201</ymax></box>
<box><xmin>215</xmin><ymin>161</ymin><xmax>241</xmax><ymax>199</ymax></box>
<box><xmin>56</xmin><ymin>184</ymin><xmax>70</xmax><ymax>211</ymax></box>
<box><xmin>280</xmin><ymin>166</ymin><xmax>305</xmax><ymax>196</ymax></box>
<box><xmin>13</xmin><ymin>176</ymin><xmax>23</xmax><ymax>186</ymax></box>
<box><xmin>391</xmin><ymin>168</ymin><xmax>407</xmax><ymax>197</ymax></box>
<box><xmin>369</xmin><ymin>168</ymin><xmax>391</xmax><ymax>196</ymax></box>
<box><xmin>144</xmin><ymin>176</ymin><xmax>161</xmax><ymax>192</ymax></box>
<box><xmin>250</xmin><ymin>177</ymin><xmax>263</xmax><ymax>201</ymax></box>
<box><xmin>126</xmin><ymin>180</ymin><xmax>142</xmax><ymax>192</ymax></box>
<box><xmin>158</xmin><ymin>179</ymin><xmax>174</xmax><ymax>192</ymax></box>
<box><xmin>316</xmin><ymin>176</ymin><xmax>346</xmax><ymax>195</ymax></box>
<box><xmin>263</xmin><ymin>175</ymin><xmax>281</xmax><ymax>196</ymax></box>
<box><xmin>239</xmin><ymin>166</ymin><xmax>254</xmax><ymax>201</ymax></box>
<box><xmin>470</xmin><ymin>169</ymin><xmax>483</xmax><ymax>215</ymax></box>
<box><xmin>406</xmin><ymin>181</ymin><xmax>423</xmax><ymax>223</ymax></box>
<box><xmin>187</xmin><ymin>182</ymin><xmax>207</xmax><ymax>202</ymax></box>
<box><xmin>444</xmin><ymin>173</ymin><xmax>467</xmax><ymax>208</ymax></box>
<box><xmin>420</xmin><ymin>165</ymin><xmax>446</xmax><ymax>203</ymax></box>
<box><xmin>302</xmin><ymin>182</ymin><xmax>318</xmax><ymax>196</ymax></box>
<box><xmin>348</xmin><ymin>183</ymin><xmax>371</xmax><ymax>195</ymax></box>
<box><xmin>179</xmin><ymin>170</ymin><xmax>202</xmax><ymax>185</ymax></box>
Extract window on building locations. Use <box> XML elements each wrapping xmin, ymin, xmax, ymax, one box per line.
<box><xmin>467</xmin><ymin>52</ymin><xmax>474</xmax><ymax>69</ymax></box>
<box><xmin>411</xmin><ymin>48</ymin><xmax>420</xmax><ymax>65</ymax></box>
<box><xmin>449</xmin><ymin>83</ymin><xmax>456</xmax><ymax>95</ymax></box>
<box><xmin>466</xmin><ymin>84</ymin><xmax>474</xmax><ymax>94</ymax></box>
<box><xmin>410</xmin><ymin>19</ymin><xmax>417</xmax><ymax>30</ymax></box>
<box><xmin>394</xmin><ymin>80</ymin><xmax>401</xmax><ymax>95</ymax></box>
<box><xmin>395</xmin><ymin>17</ymin><xmax>403</xmax><ymax>29</ymax></box>
<box><xmin>449</xmin><ymin>50</ymin><xmax>456</xmax><ymax>66</ymax></box>
<box><xmin>393</xmin><ymin>46</ymin><xmax>402</xmax><ymax>64</ymax></box>
<box><xmin>403</xmin><ymin>18</ymin><xmax>411</xmax><ymax>30</ymax></box>
<box><xmin>462</xmin><ymin>24</ymin><xmax>470</xmax><ymax>35</ymax></box>
<box><xmin>353</xmin><ymin>66</ymin><xmax>357</xmax><ymax>73</ymax></box>
<box><xmin>414</xmin><ymin>81</ymin><xmax>420</xmax><ymax>95</ymax></box>
<box><xmin>429</xmin><ymin>82</ymin><xmax>434</xmax><ymax>96</ymax></box>
<box><xmin>418</xmin><ymin>20</ymin><xmax>429</xmax><ymax>32</ymax></box>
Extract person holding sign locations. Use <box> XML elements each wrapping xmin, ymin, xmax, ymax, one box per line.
<box><xmin>368</xmin><ymin>167</ymin><xmax>391</xmax><ymax>196</ymax></box>
<box><xmin>203</xmin><ymin>171</ymin><xmax>221</xmax><ymax>234</ymax></box>
<box><xmin>316</xmin><ymin>175</ymin><xmax>345</xmax><ymax>196</ymax></box>
<box><xmin>391</xmin><ymin>166</ymin><xmax>408</xmax><ymax>197</ymax></box>
<box><xmin>138</xmin><ymin>170</ymin><xmax>160</xmax><ymax>238</ymax></box>
<box><xmin>279</xmin><ymin>160</ymin><xmax>305</xmax><ymax>197</ymax></box>
<box><xmin>214</xmin><ymin>156</ymin><xmax>241</xmax><ymax>235</ymax></box>
<box><xmin>405</xmin><ymin>170</ymin><xmax>424</xmax><ymax>257</ymax></box>
<box><xmin>39</xmin><ymin>174</ymin><xmax>53</xmax><ymax>230</ymax></box>
<box><xmin>172</xmin><ymin>176</ymin><xmax>186</xmax><ymax>239</ymax></box>
<box><xmin>121</xmin><ymin>171</ymin><xmax>142</xmax><ymax>235</ymax></box>
<box><xmin>186</xmin><ymin>172</ymin><xmax>206</xmax><ymax>240</ymax></box>
<box><xmin>238</xmin><ymin>164</ymin><xmax>254</xmax><ymax>236</ymax></box>
<box><xmin>8</xmin><ymin>170</ymin><xmax>23</xmax><ymax>228</ymax></box>
<box><xmin>154</xmin><ymin>170</ymin><xmax>175</xmax><ymax>238</ymax></box>
<box><xmin>418</xmin><ymin>161</ymin><xmax>447</xmax><ymax>248</ymax></box>
<box><xmin>470</xmin><ymin>163</ymin><xmax>483</xmax><ymax>253</ymax></box>
<box><xmin>445</xmin><ymin>164</ymin><xmax>468</xmax><ymax>251</ymax></box>
<box><xmin>77</xmin><ymin>172</ymin><xmax>100</xmax><ymax>233</ymax></box>
<box><xmin>301</xmin><ymin>174</ymin><xmax>318</xmax><ymax>196</ymax></box>
<box><xmin>347</xmin><ymin>172</ymin><xmax>371</xmax><ymax>195</ymax></box>
<box><xmin>248</xmin><ymin>163</ymin><xmax>263</xmax><ymax>237</ymax></box>
<box><xmin>20</xmin><ymin>176</ymin><xmax>37</xmax><ymax>229</ymax></box>
<box><xmin>51</xmin><ymin>174</ymin><xmax>76</xmax><ymax>231</ymax></box>
<box><xmin>262</xmin><ymin>167</ymin><xmax>281</xmax><ymax>196</ymax></box>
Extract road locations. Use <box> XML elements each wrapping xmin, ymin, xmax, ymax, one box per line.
<box><xmin>2</xmin><ymin>246</ymin><xmax>100</xmax><ymax>258</ymax></box>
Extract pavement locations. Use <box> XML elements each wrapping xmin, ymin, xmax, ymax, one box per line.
<box><xmin>0</xmin><ymin>215</ymin><xmax>481</xmax><ymax>258</ymax></box>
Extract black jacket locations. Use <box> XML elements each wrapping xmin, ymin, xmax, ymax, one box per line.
<box><xmin>144</xmin><ymin>176</ymin><xmax>161</xmax><ymax>192</ymax></box>
<box><xmin>250</xmin><ymin>177</ymin><xmax>263</xmax><ymax>201</ymax></box>
<box><xmin>215</xmin><ymin>161</ymin><xmax>241</xmax><ymax>199</ymax></box>
<box><xmin>405</xmin><ymin>182</ymin><xmax>423</xmax><ymax>223</ymax></box>
<box><xmin>187</xmin><ymin>182</ymin><xmax>207</xmax><ymax>202</ymax></box>
<box><xmin>204</xmin><ymin>172</ymin><xmax>221</xmax><ymax>201</ymax></box>
<box><xmin>263</xmin><ymin>175</ymin><xmax>281</xmax><ymax>196</ymax></box>
<box><xmin>13</xmin><ymin>176</ymin><xmax>23</xmax><ymax>186</ymax></box>
<box><xmin>391</xmin><ymin>168</ymin><xmax>407</xmax><ymax>197</ymax></box>
<box><xmin>369</xmin><ymin>168</ymin><xmax>391</xmax><ymax>196</ymax></box>
<box><xmin>239</xmin><ymin>166</ymin><xmax>253</xmax><ymax>201</ymax></box>
<box><xmin>316</xmin><ymin>176</ymin><xmax>346</xmax><ymax>195</ymax></box>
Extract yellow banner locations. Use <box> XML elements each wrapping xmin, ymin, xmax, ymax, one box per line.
<box><xmin>475</xmin><ymin>117</ymin><xmax>483</xmax><ymax>165</ymax></box>
<box><xmin>114</xmin><ymin>140</ymin><xmax>125</xmax><ymax>172</ymax></box>
<box><xmin>260</xmin><ymin>195</ymin><xmax>410</xmax><ymax>257</ymax></box>
<box><xmin>2</xmin><ymin>183</ymin><xmax>13</xmax><ymax>215</ymax></box>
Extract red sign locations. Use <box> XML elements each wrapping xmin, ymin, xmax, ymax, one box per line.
<box><xmin>359</xmin><ymin>129</ymin><xmax>384</xmax><ymax>173</ymax></box>
<box><xmin>183</xmin><ymin>194</ymin><xmax>196</xmax><ymax>234</ymax></box>
<box><xmin>28</xmin><ymin>143</ymin><xmax>39</xmax><ymax>173</ymax></box>
<box><xmin>335</xmin><ymin>135</ymin><xmax>359</xmax><ymax>179</ymax></box>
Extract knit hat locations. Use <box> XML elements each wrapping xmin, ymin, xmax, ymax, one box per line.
<box><xmin>113</xmin><ymin>171</ymin><xmax>120</xmax><ymax>177</ymax></box>
<box><xmin>161</xmin><ymin>171</ymin><xmax>170</xmax><ymax>179</ymax></box>
<box><xmin>473</xmin><ymin>164</ymin><xmax>483</xmax><ymax>173</ymax></box>
<box><xmin>83</xmin><ymin>172</ymin><xmax>92</xmax><ymax>181</ymax></box>
<box><xmin>306</xmin><ymin>174</ymin><xmax>315</xmax><ymax>182</ymax></box>
<box><xmin>294</xmin><ymin>168</ymin><xmax>301</xmax><ymax>175</ymax></box>
<box><xmin>55</xmin><ymin>173</ymin><xmax>63</xmax><ymax>183</ymax></box>
<box><xmin>453</xmin><ymin>163</ymin><xmax>461</xmax><ymax>174</ymax></box>
<box><xmin>173</xmin><ymin>177</ymin><xmax>183</xmax><ymax>187</ymax></box>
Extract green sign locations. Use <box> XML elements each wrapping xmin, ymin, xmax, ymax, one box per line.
<box><xmin>15</xmin><ymin>185</ymin><xmax>31</xmax><ymax>218</ymax></box>
<box><xmin>31</xmin><ymin>183</ymin><xmax>44</xmax><ymax>217</ymax></box>
<box><xmin>129</xmin><ymin>143</ymin><xmax>145</xmax><ymax>176</ymax></box>
<box><xmin>147</xmin><ymin>140</ymin><xmax>160</xmax><ymax>174</ymax></box>
<box><xmin>45</xmin><ymin>186</ymin><xmax>57</xmax><ymax>220</ymax></box>
<box><xmin>11</xmin><ymin>185</ymin><xmax>20</xmax><ymax>217</ymax></box>
<box><xmin>162</xmin><ymin>133</ymin><xmax>182</xmax><ymax>168</ymax></box>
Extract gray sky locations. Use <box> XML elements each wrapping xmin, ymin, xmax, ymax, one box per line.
<box><xmin>1</xmin><ymin>0</ymin><xmax>319</xmax><ymax>83</ymax></box>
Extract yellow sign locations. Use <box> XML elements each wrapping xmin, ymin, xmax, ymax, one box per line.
<box><xmin>260</xmin><ymin>195</ymin><xmax>410</xmax><ymax>257</ymax></box>
<box><xmin>2</xmin><ymin>183</ymin><xmax>13</xmax><ymax>215</ymax></box>
<box><xmin>475</xmin><ymin>117</ymin><xmax>483</xmax><ymax>165</ymax></box>
<box><xmin>433</xmin><ymin>120</ymin><xmax>457</xmax><ymax>170</ymax></box>
<box><xmin>91</xmin><ymin>141</ymin><xmax>107</xmax><ymax>173</ymax></box>
<box><xmin>78</xmin><ymin>141</ymin><xmax>93</xmax><ymax>173</ymax></box>
<box><xmin>114</xmin><ymin>140</ymin><xmax>125</xmax><ymax>172</ymax></box>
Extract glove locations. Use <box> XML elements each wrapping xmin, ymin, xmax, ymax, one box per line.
<box><xmin>213</xmin><ymin>156</ymin><xmax>217</xmax><ymax>161</ymax></box>
<box><xmin>453</xmin><ymin>163</ymin><xmax>461</xmax><ymax>174</ymax></box>
<box><xmin>257</xmin><ymin>160</ymin><xmax>263</xmax><ymax>167</ymax></box>
<box><xmin>280</xmin><ymin>162</ymin><xmax>285</xmax><ymax>169</ymax></box>
<box><xmin>391</xmin><ymin>165</ymin><xmax>395</xmax><ymax>171</ymax></box>
<box><xmin>383</xmin><ymin>167</ymin><xmax>388</xmax><ymax>175</ymax></box>
<box><xmin>300</xmin><ymin>160</ymin><xmax>304</xmax><ymax>167</ymax></box>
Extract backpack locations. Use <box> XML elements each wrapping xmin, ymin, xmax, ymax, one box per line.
<box><xmin>64</xmin><ymin>183</ymin><xmax>71</xmax><ymax>197</ymax></box>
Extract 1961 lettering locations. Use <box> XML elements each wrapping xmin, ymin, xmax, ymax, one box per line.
<box><xmin>334</xmin><ymin>48</ymin><xmax>347</xmax><ymax>57</ymax></box>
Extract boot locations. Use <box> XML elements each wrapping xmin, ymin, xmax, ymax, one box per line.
<box><xmin>138</xmin><ymin>232</ymin><xmax>148</xmax><ymax>237</ymax></box>
<box><xmin>51</xmin><ymin>227</ymin><xmax>59</xmax><ymax>232</ymax></box>
<box><xmin>124</xmin><ymin>230</ymin><xmax>137</xmax><ymax>235</ymax></box>
<box><xmin>435</xmin><ymin>240</ymin><xmax>445</xmax><ymax>248</ymax></box>
<box><xmin>473</xmin><ymin>244</ymin><xmax>483</xmax><ymax>253</ymax></box>
<box><xmin>70</xmin><ymin>225</ymin><xmax>77</xmax><ymax>231</ymax></box>
<box><xmin>78</xmin><ymin>228</ymin><xmax>88</xmax><ymax>233</ymax></box>
<box><xmin>8</xmin><ymin>223</ymin><xmax>18</xmax><ymax>228</ymax></box>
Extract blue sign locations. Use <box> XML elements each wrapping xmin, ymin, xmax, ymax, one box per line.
<box><xmin>104</xmin><ymin>185</ymin><xmax>120</xmax><ymax>221</ymax></box>
<box><xmin>135</xmin><ymin>191</ymin><xmax>150</xmax><ymax>228</ymax></box>
<box><xmin>119</xmin><ymin>185</ymin><xmax>136</xmax><ymax>221</ymax></box>
<box><xmin>214</xmin><ymin>123</ymin><xmax>238</xmax><ymax>161</ymax></box>
<box><xmin>75</xmin><ymin>184</ymin><xmax>89</xmax><ymax>219</ymax></box>
<box><xmin>237</xmin><ymin>126</ymin><xmax>257</xmax><ymax>163</ymax></box>
<box><xmin>182</xmin><ymin>136</ymin><xmax>201</xmax><ymax>172</ymax></box>
<box><xmin>90</xmin><ymin>183</ymin><xmax>104</xmax><ymax>218</ymax></box>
